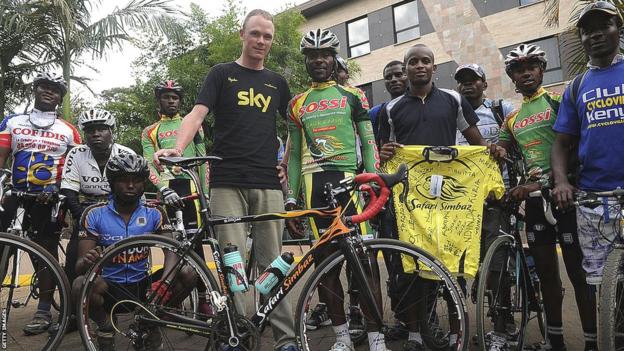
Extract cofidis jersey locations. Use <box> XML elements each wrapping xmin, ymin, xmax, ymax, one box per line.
<box><xmin>385</xmin><ymin>146</ymin><xmax>504</xmax><ymax>277</ymax></box>
<box><xmin>195</xmin><ymin>62</ymin><xmax>291</xmax><ymax>189</ymax></box>
<box><xmin>0</xmin><ymin>111</ymin><xmax>81</xmax><ymax>191</ymax></box>
<box><xmin>554</xmin><ymin>60</ymin><xmax>624</xmax><ymax>191</ymax></box>
<box><xmin>81</xmin><ymin>201</ymin><xmax>170</xmax><ymax>284</ymax></box>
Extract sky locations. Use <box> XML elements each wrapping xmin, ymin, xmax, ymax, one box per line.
<box><xmin>78</xmin><ymin>0</ymin><xmax>305</xmax><ymax>98</ymax></box>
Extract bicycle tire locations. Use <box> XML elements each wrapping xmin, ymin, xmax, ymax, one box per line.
<box><xmin>295</xmin><ymin>238</ymin><xmax>468</xmax><ymax>351</ymax></box>
<box><xmin>77</xmin><ymin>234</ymin><xmax>220</xmax><ymax>351</ymax></box>
<box><xmin>599</xmin><ymin>247</ymin><xmax>624</xmax><ymax>350</ymax></box>
<box><xmin>0</xmin><ymin>232</ymin><xmax>71</xmax><ymax>351</ymax></box>
<box><xmin>476</xmin><ymin>235</ymin><xmax>528</xmax><ymax>351</ymax></box>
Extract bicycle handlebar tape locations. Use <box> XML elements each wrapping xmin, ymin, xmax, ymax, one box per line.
<box><xmin>348</xmin><ymin>173</ymin><xmax>390</xmax><ymax>225</ymax></box>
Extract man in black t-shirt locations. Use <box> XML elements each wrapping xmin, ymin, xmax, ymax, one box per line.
<box><xmin>153</xmin><ymin>9</ymin><xmax>297</xmax><ymax>351</ymax></box>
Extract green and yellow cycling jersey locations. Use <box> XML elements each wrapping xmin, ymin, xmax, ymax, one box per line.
<box><xmin>286</xmin><ymin>81</ymin><xmax>379</xmax><ymax>203</ymax></box>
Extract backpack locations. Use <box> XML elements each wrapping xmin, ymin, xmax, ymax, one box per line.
<box><xmin>568</xmin><ymin>71</ymin><xmax>589</xmax><ymax>106</ymax></box>
<box><xmin>489</xmin><ymin>99</ymin><xmax>505</xmax><ymax>127</ymax></box>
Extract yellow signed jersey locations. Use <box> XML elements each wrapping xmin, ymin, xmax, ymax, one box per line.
<box><xmin>384</xmin><ymin>145</ymin><xmax>504</xmax><ymax>277</ymax></box>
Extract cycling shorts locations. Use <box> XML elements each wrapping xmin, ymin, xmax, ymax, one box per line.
<box><xmin>303</xmin><ymin>171</ymin><xmax>371</xmax><ymax>240</ymax></box>
<box><xmin>102</xmin><ymin>269</ymin><xmax>163</xmax><ymax>312</ymax></box>
<box><xmin>524</xmin><ymin>197</ymin><xmax>579</xmax><ymax>248</ymax></box>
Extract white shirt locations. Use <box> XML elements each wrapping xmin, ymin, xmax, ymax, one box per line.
<box><xmin>61</xmin><ymin>143</ymin><xmax>135</xmax><ymax>196</ymax></box>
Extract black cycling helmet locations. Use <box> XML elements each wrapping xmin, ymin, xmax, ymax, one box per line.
<box><xmin>106</xmin><ymin>153</ymin><xmax>149</xmax><ymax>185</ymax></box>
<box><xmin>154</xmin><ymin>79</ymin><xmax>184</xmax><ymax>99</ymax></box>
<box><xmin>33</xmin><ymin>72</ymin><xmax>68</xmax><ymax>97</ymax></box>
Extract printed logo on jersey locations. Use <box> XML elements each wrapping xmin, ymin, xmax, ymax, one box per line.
<box><xmin>513</xmin><ymin>109</ymin><xmax>552</xmax><ymax>130</ymax></box>
<box><xmin>413</xmin><ymin>175</ymin><xmax>468</xmax><ymax>201</ymax></box>
<box><xmin>264</xmin><ymin>83</ymin><xmax>277</xmax><ymax>90</ymax></box>
<box><xmin>158</xmin><ymin>130</ymin><xmax>177</xmax><ymax>139</ymax></box>
<box><xmin>14</xmin><ymin>153</ymin><xmax>55</xmax><ymax>187</ymax></box>
<box><xmin>237</xmin><ymin>88</ymin><xmax>272</xmax><ymax>113</ymax></box>
<box><xmin>136</xmin><ymin>217</ymin><xmax>146</xmax><ymax>226</ymax></box>
<box><xmin>110</xmin><ymin>246</ymin><xmax>149</xmax><ymax>264</ymax></box>
<box><xmin>228</xmin><ymin>77</ymin><xmax>238</xmax><ymax>83</ymax></box>
<box><xmin>298</xmin><ymin>97</ymin><xmax>347</xmax><ymax>118</ymax></box>
<box><xmin>309</xmin><ymin>135</ymin><xmax>344</xmax><ymax>158</ymax></box>
<box><xmin>582</xmin><ymin>84</ymin><xmax>624</xmax><ymax>128</ymax></box>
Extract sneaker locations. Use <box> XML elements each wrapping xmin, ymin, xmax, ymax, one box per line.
<box><xmin>48</xmin><ymin>314</ymin><xmax>77</xmax><ymax>335</ymax></box>
<box><xmin>485</xmin><ymin>331</ymin><xmax>509</xmax><ymax>351</ymax></box>
<box><xmin>305</xmin><ymin>303</ymin><xmax>331</xmax><ymax>330</ymax></box>
<box><xmin>145</xmin><ymin>327</ymin><xmax>164</xmax><ymax>351</ymax></box>
<box><xmin>329</xmin><ymin>341</ymin><xmax>354</xmax><ymax>351</ymax></box>
<box><xmin>96</xmin><ymin>327</ymin><xmax>116</xmax><ymax>351</ymax></box>
<box><xmin>386</xmin><ymin>319</ymin><xmax>409</xmax><ymax>340</ymax></box>
<box><xmin>23</xmin><ymin>312</ymin><xmax>52</xmax><ymax>335</ymax></box>
<box><xmin>402</xmin><ymin>340</ymin><xmax>424</xmax><ymax>351</ymax></box>
<box><xmin>347</xmin><ymin>306</ymin><xmax>365</xmax><ymax>338</ymax></box>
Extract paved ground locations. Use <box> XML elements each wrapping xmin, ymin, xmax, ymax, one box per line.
<box><xmin>2</xmin><ymin>244</ymin><xmax>590</xmax><ymax>350</ymax></box>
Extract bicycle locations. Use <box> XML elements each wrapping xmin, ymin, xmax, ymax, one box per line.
<box><xmin>0</xmin><ymin>169</ymin><xmax>71</xmax><ymax>350</ymax></box>
<box><xmin>573</xmin><ymin>188</ymin><xmax>624</xmax><ymax>350</ymax></box>
<box><xmin>76</xmin><ymin>156</ymin><xmax>468</xmax><ymax>350</ymax></box>
<box><xmin>475</xmin><ymin>189</ymin><xmax>549</xmax><ymax>350</ymax></box>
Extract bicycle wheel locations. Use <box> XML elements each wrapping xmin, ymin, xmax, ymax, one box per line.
<box><xmin>0</xmin><ymin>232</ymin><xmax>71</xmax><ymax>351</ymax></box>
<box><xmin>476</xmin><ymin>235</ymin><xmax>528</xmax><ymax>351</ymax></box>
<box><xmin>599</xmin><ymin>247</ymin><xmax>624</xmax><ymax>350</ymax></box>
<box><xmin>77</xmin><ymin>234</ymin><xmax>220</xmax><ymax>351</ymax></box>
<box><xmin>295</xmin><ymin>238</ymin><xmax>468</xmax><ymax>351</ymax></box>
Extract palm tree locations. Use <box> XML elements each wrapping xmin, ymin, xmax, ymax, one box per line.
<box><xmin>544</xmin><ymin>0</ymin><xmax>624</xmax><ymax>76</ymax></box>
<box><xmin>0</xmin><ymin>1</ymin><xmax>57</xmax><ymax>116</ymax></box>
<box><xmin>41</xmin><ymin>0</ymin><xmax>185</xmax><ymax>120</ymax></box>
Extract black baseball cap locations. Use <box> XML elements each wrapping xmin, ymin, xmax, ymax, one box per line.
<box><xmin>577</xmin><ymin>1</ymin><xmax>623</xmax><ymax>28</ymax></box>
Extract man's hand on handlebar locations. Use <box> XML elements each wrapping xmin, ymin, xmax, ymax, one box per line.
<box><xmin>508</xmin><ymin>182</ymin><xmax>541</xmax><ymax>201</ymax></box>
<box><xmin>160</xmin><ymin>187</ymin><xmax>185</xmax><ymax>208</ymax></box>
<box><xmin>83</xmin><ymin>246</ymin><xmax>103</xmax><ymax>267</ymax></box>
<box><xmin>379</xmin><ymin>142</ymin><xmax>403</xmax><ymax>163</ymax></box>
<box><xmin>36</xmin><ymin>186</ymin><xmax>59</xmax><ymax>204</ymax></box>
<box><xmin>552</xmin><ymin>181</ymin><xmax>576</xmax><ymax>210</ymax></box>
<box><xmin>285</xmin><ymin>202</ymin><xmax>305</xmax><ymax>239</ymax></box>
<box><xmin>487</xmin><ymin>143</ymin><xmax>507</xmax><ymax>162</ymax></box>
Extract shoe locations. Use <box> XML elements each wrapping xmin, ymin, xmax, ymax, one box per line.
<box><xmin>279</xmin><ymin>344</ymin><xmax>300</xmax><ymax>351</ymax></box>
<box><xmin>96</xmin><ymin>327</ymin><xmax>116</xmax><ymax>351</ymax></box>
<box><xmin>485</xmin><ymin>331</ymin><xmax>509</xmax><ymax>351</ymax></box>
<box><xmin>144</xmin><ymin>327</ymin><xmax>164</xmax><ymax>351</ymax></box>
<box><xmin>347</xmin><ymin>306</ymin><xmax>365</xmax><ymax>338</ymax></box>
<box><xmin>305</xmin><ymin>303</ymin><xmax>331</xmax><ymax>330</ymax></box>
<box><xmin>329</xmin><ymin>341</ymin><xmax>354</xmax><ymax>351</ymax></box>
<box><xmin>402</xmin><ymin>340</ymin><xmax>424</xmax><ymax>351</ymax></box>
<box><xmin>23</xmin><ymin>312</ymin><xmax>52</xmax><ymax>335</ymax></box>
<box><xmin>48</xmin><ymin>314</ymin><xmax>77</xmax><ymax>335</ymax></box>
<box><xmin>386</xmin><ymin>319</ymin><xmax>409</xmax><ymax>340</ymax></box>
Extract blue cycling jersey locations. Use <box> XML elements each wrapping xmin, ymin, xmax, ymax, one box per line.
<box><xmin>80</xmin><ymin>199</ymin><xmax>170</xmax><ymax>284</ymax></box>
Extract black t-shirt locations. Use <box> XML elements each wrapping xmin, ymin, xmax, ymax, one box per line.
<box><xmin>196</xmin><ymin>62</ymin><xmax>290</xmax><ymax>189</ymax></box>
<box><xmin>378</xmin><ymin>86</ymin><xmax>479</xmax><ymax>146</ymax></box>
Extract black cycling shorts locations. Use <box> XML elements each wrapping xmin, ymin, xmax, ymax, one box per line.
<box><xmin>524</xmin><ymin>197</ymin><xmax>579</xmax><ymax>247</ymax></box>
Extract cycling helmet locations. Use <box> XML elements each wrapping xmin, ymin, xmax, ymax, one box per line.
<box><xmin>504</xmin><ymin>44</ymin><xmax>547</xmax><ymax>75</ymax></box>
<box><xmin>300</xmin><ymin>28</ymin><xmax>340</xmax><ymax>55</ymax></box>
<box><xmin>154</xmin><ymin>79</ymin><xmax>184</xmax><ymax>98</ymax></box>
<box><xmin>106</xmin><ymin>153</ymin><xmax>149</xmax><ymax>184</ymax></box>
<box><xmin>33</xmin><ymin>72</ymin><xmax>67</xmax><ymax>97</ymax></box>
<box><xmin>335</xmin><ymin>55</ymin><xmax>349</xmax><ymax>73</ymax></box>
<box><xmin>77</xmin><ymin>108</ymin><xmax>116</xmax><ymax>131</ymax></box>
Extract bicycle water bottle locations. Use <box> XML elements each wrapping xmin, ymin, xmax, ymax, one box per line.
<box><xmin>255</xmin><ymin>252</ymin><xmax>294</xmax><ymax>295</ymax></box>
<box><xmin>223</xmin><ymin>244</ymin><xmax>248</xmax><ymax>292</ymax></box>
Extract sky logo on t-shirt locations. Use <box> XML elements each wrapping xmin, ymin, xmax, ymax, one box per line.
<box><xmin>237</xmin><ymin>88</ymin><xmax>272</xmax><ymax>113</ymax></box>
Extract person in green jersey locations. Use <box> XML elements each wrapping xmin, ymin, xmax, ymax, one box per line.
<box><xmin>141</xmin><ymin>79</ymin><xmax>212</xmax><ymax>316</ymax></box>
<box><xmin>285</xmin><ymin>29</ymin><xmax>384</xmax><ymax>351</ymax></box>
<box><xmin>496</xmin><ymin>44</ymin><xmax>597</xmax><ymax>351</ymax></box>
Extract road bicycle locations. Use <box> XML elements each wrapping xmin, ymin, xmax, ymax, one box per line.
<box><xmin>475</xmin><ymin>189</ymin><xmax>549</xmax><ymax>350</ymax></box>
<box><xmin>573</xmin><ymin>188</ymin><xmax>624</xmax><ymax>350</ymax></box>
<box><xmin>76</xmin><ymin>156</ymin><xmax>468</xmax><ymax>350</ymax></box>
<box><xmin>0</xmin><ymin>169</ymin><xmax>71</xmax><ymax>350</ymax></box>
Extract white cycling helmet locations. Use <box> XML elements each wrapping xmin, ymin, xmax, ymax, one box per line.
<box><xmin>77</xmin><ymin>108</ymin><xmax>116</xmax><ymax>131</ymax></box>
<box><xmin>300</xmin><ymin>28</ymin><xmax>340</xmax><ymax>55</ymax></box>
<box><xmin>33</xmin><ymin>72</ymin><xmax>67</xmax><ymax>97</ymax></box>
<box><xmin>504</xmin><ymin>44</ymin><xmax>547</xmax><ymax>76</ymax></box>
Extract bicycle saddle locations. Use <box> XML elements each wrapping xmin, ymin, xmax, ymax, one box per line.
<box><xmin>159</xmin><ymin>156</ymin><xmax>223</xmax><ymax>168</ymax></box>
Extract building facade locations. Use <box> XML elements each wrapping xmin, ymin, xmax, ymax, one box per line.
<box><xmin>296</xmin><ymin>0</ymin><xmax>579</xmax><ymax>105</ymax></box>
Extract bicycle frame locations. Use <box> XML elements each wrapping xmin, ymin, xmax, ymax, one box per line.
<box><xmin>137</xmin><ymin>161</ymin><xmax>388</xmax><ymax>339</ymax></box>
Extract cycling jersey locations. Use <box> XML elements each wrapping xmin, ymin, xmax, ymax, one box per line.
<box><xmin>499</xmin><ymin>87</ymin><xmax>561</xmax><ymax>177</ymax></box>
<box><xmin>61</xmin><ymin>143</ymin><xmax>135</xmax><ymax>196</ymax></box>
<box><xmin>80</xmin><ymin>200</ymin><xmax>171</xmax><ymax>284</ymax></box>
<box><xmin>142</xmin><ymin>113</ymin><xmax>208</xmax><ymax>190</ymax></box>
<box><xmin>0</xmin><ymin>111</ymin><xmax>81</xmax><ymax>191</ymax></box>
<box><xmin>384</xmin><ymin>145</ymin><xmax>504</xmax><ymax>277</ymax></box>
<box><xmin>286</xmin><ymin>80</ymin><xmax>379</xmax><ymax>203</ymax></box>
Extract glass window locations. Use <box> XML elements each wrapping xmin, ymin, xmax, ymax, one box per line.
<box><xmin>519</xmin><ymin>0</ymin><xmax>541</xmax><ymax>6</ymax></box>
<box><xmin>394</xmin><ymin>1</ymin><xmax>420</xmax><ymax>43</ymax></box>
<box><xmin>348</xmin><ymin>17</ymin><xmax>370</xmax><ymax>57</ymax></box>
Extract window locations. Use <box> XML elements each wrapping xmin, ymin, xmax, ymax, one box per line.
<box><xmin>347</xmin><ymin>17</ymin><xmax>370</xmax><ymax>58</ymax></box>
<box><xmin>519</xmin><ymin>0</ymin><xmax>542</xmax><ymax>6</ymax></box>
<box><xmin>393</xmin><ymin>1</ymin><xmax>420</xmax><ymax>43</ymax></box>
<box><xmin>357</xmin><ymin>83</ymin><xmax>373</xmax><ymax>106</ymax></box>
